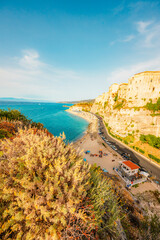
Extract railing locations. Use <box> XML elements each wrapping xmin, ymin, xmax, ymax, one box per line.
<box><xmin>115</xmin><ymin>168</ymin><xmax>147</xmax><ymax>187</ymax></box>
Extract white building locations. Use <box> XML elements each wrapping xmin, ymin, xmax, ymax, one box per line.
<box><xmin>120</xmin><ymin>160</ymin><xmax>140</xmax><ymax>180</ymax></box>
<box><xmin>115</xmin><ymin>160</ymin><xmax>149</xmax><ymax>187</ymax></box>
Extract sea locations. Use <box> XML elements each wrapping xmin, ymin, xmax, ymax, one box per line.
<box><xmin>0</xmin><ymin>101</ymin><xmax>89</xmax><ymax>142</ymax></box>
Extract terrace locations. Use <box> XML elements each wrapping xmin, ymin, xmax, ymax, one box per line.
<box><xmin>115</xmin><ymin>160</ymin><xmax>149</xmax><ymax>187</ymax></box>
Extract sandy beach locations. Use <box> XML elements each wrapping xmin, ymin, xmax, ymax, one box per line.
<box><xmin>74</xmin><ymin>132</ymin><xmax>124</xmax><ymax>175</ymax></box>
<box><xmin>68</xmin><ymin>109</ymin><xmax>124</xmax><ymax>175</ymax></box>
<box><xmin>69</xmin><ymin>110</ymin><xmax>160</xmax><ymax>194</ymax></box>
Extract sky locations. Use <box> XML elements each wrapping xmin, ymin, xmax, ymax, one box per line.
<box><xmin>0</xmin><ymin>0</ymin><xmax>160</xmax><ymax>102</ymax></box>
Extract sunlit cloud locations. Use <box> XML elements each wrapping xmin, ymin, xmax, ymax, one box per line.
<box><xmin>137</xmin><ymin>20</ymin><xmax>153</xmax><ymax>34</ymax></box>
<box><xmin>135</xmin><ymin>20</ymin><xmax>160</xmax><ymax>48</ymax></box>
<box><xmin>113</xmin><ymin>1</ymin><xmax>125</xmax><ymax>15</ymax></box>
<box><xmin>106</xmin><ymin>57</ymin><xmax>160</xmax><ymax>86</ymax></box>
<box><xmin>129</xmin><ymin>1</ymin><xmax>159</xmax><ymax>13</ymax></box>
<box><xmin>122</xmin><ymin>35</ymin><xmax>135</xmax><ymax>42</ymax></box>
<box><xmin>110</xmin><ymin>34</ymin><xmax>134</xmax><ymax>46</ymax></box>
<box><xmin>0</xmin><ymin>49</ymin><xmax>85</xmax><ymax>101</ymax></box>
<box><xmin>19</xmin><ymin>49</ymin><xmax>43</xmax><ymax>69</ymax></box>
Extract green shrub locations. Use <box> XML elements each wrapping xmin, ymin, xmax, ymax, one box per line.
<box><xmin>104</xmin><ymin>101</ymin><xmax>108</xmax><ymax>108</ymax></box>
<box><xmin>140</xmin><ymin>214</ymin><xmax>160</xmax><ymax>239</ymax></box>
<box><xmin>89</xmin><ymin>165</ymin><xmax>120</xmax><ymax>237</ymax></box>
<box><xmin>0</xmin><ymin>129</ymin><xmax>12</xmax><ymax>139</ymax></box>
<box><xmin>153</xmin><ymin>190</ymin><xmax>160</xmax><ymax>203</ymax></box>
<box><xmin>114</xmin><ymin>94</ymin><xmax>118</xmax><ymax>102</ymax></box>
<box><xmin>139</xmin><ymin>149</ymin><xmax>145</xmax><ymax>154</ymax></box>
<box><xmin>124</xmin><ymin>140</ymin><xmax>128</xmax><ymax>145</ymax></box>
<box><xmin>145</xmin><ymin>98</ymin><xmax>160</xmax><ymax>112</ymax></box>
<box><xmin>133</xmin><ymin>184</ymin><xmax>139</xmax><ymax>188</ymax></box>
<box><xmin>105</xmin><ymin>122</ymin><xmax>108</xmax><ymax>127</ymax></box>
<box><xmin>72</xmin><ymin>102</ymin><xmax>93</xmax><ymax>112</ymax></box>
<box><xmin>140</xmin><ymin>134</ymin><xmax>160</xmax><ymax>149</ymax></box>
<box><xmin>148</xmin><ymin>154</ymin><xmax>160</xmax><ymax>163</ymax></box>
<box><xmin>0</xmin><ymin>109</ymin><xmax>43</xmax><ymax>129</ymax></box>
<box><xmin>150</xmin><ymin>113</ymin><xmax>160</xmax><ymax>116</ymax></box>
<box><xmin>134</xmin><ymin>146</ymin><xmax>145</xmax><ymax>154</ymax></box>
<box><xmin>114</xmin><ymin>100</ymin><xmax>124</xmax><ymax>110</ymax></box>
<box><xmin>134</xmin><ymin>107</ymin><xmax>140</xmax><ymax>111</ymax></box>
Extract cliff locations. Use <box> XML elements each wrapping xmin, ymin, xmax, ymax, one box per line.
<box><xmin>91</xmin><ymin>71</ymin><xmax>160</xmax><ymax>138</ymax></box>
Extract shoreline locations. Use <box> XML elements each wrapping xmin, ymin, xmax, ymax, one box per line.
<box><xmin>67</xmin><ymin>109</ymin><xmax>160</xmax><ymax>195</ymax></box>
<box><xmin>66</xmin><ymin>109</ymin><xmax>98</xmax><ymax>145</ymax></box>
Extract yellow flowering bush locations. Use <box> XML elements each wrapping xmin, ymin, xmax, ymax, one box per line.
<box><xmin>0</xmin><ymin>128</ymin><xmax>120</xmax><ymax>239</ymax></box>
<box><xmin>0</xmin><ymin>129</ymin><xmax>92</xmax><ymax>239</ymax></box>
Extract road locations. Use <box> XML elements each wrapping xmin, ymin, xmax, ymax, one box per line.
<box><xmin>94</xmin><ymin>114</ymin><xmax>160</xmax><ymax>181</ymax></box>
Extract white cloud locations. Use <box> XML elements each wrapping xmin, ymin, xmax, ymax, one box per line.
<box><xmin>111</xmin><ymin>20</ymin><xmax>160</xmax><ymax>48</ymax></box>
<box><xmin>129</xmin><ymin>1</ymin><xmax>159</xmax><ymax>13</ymax></box>
<box><xmin>0</xmin><ymin>49</ymin><xmax>85</xmax><ymax>101</ymax></box>
<box><xmin>136</xmin><ymin>20</ymin><xmax>160</xmax><ymax>48</ymax></box>
<box><xmin>1</xmin><ymin>49</ymin><xmax>160</xmax><ymax>101</ymax></box>
<box><xmin>137</xmin><ymin>20</ymin><xmax>153</xmax><ymax>34</ymax></box>
<box><xmin>106</xmin><ymin>57</ymin><xmax>160</xmax><ymax>85</ymax></box>
<box><xmin>122</xmin><ymin>35</ymin><xmax>135</xmax><ymax>42</ymax></box>
<box><xmin>113</xmin><ymin>3</ymin><xmax>124</xmax><ymax>15</ymax></box>
<box><xmin>19</xmin><ymin>49</ymin><xmax>42</xmax><ymax>69</ymax></box>
<box><xmin>110</xmin><ymin>34</ymin><xmax>134</xmax><ymax>46</ymax></box>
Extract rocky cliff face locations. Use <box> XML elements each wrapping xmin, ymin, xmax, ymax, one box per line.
<box><xmin>91</xmin><ymin>71</ymin><xmax>160</xmax><ymax>138</ymax></box>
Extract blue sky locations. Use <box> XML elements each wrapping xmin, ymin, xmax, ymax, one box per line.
<box><xmin>0</xmin><ymin>0</ymin><xmax>160</xmax><ymax>101</ymax></box>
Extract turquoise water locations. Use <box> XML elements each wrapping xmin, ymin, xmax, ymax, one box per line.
<box><xmin>0</xmin><ymin>101</ymin><xmax>89</xmax><ymax>142</ymax></box>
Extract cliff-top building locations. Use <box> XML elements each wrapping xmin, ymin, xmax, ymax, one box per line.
<box><xmin>95</xmin><ymin>71</ymin><xmax>160</xmax><ymax>107</ymax></box>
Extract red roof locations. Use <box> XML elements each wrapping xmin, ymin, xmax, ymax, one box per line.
<box><xmin>122</xmin><ymin>160</ymin><xmax>140</xmax><ymax>170</ymax></box>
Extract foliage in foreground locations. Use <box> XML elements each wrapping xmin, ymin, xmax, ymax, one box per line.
<box><xmin>0</xmin><ymin>109</ymin><xmax>43</xmax><ymax>139</ymax></box>
<box><xmin>139</xmin><ymin>214</ymin><xmax>160</xmax><ymax>240</ymax></box>
<box><xmin>0</xmin><ymin>129</ymin><xmax>120</xmax><ymax>239</ymax></box>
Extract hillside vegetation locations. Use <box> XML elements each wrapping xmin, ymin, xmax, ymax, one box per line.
<box><xmin>0</xmin><ymin>113</ymin><xmax>121</xmax><ymax>239</ymax></box>
<box><xmin>0</xmin><ymin>110</ymin><xmax>160</xmax><ymax>239</ymax></box>
<box><xmin>70</xmin><ymin>102</ymin><xmax>94</xmax><ymax>112</ymax></box>
<box><xmin>140</xmin><ymin>134</ymin><xmax>160</xmax><ymax>149</ymax></box>
<box><xmin>91</xmin><ymin>72</ymin><xmax>160</xmax><ymax>163</ymax></box>
<box><xmin>0</xmin><ymin>109</ymin><xmax>44</xmax><ymax>139</ymax></box>
<box><xmin>145</xmin><ymin>98</ymin><xmax>160</xmax><ymax>112</ymax></box>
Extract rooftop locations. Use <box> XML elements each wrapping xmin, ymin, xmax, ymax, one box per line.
<box><xmin>122</xmin><ymin>160</ymin><xmax>140</xmax><ymax>170</ymax></box>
